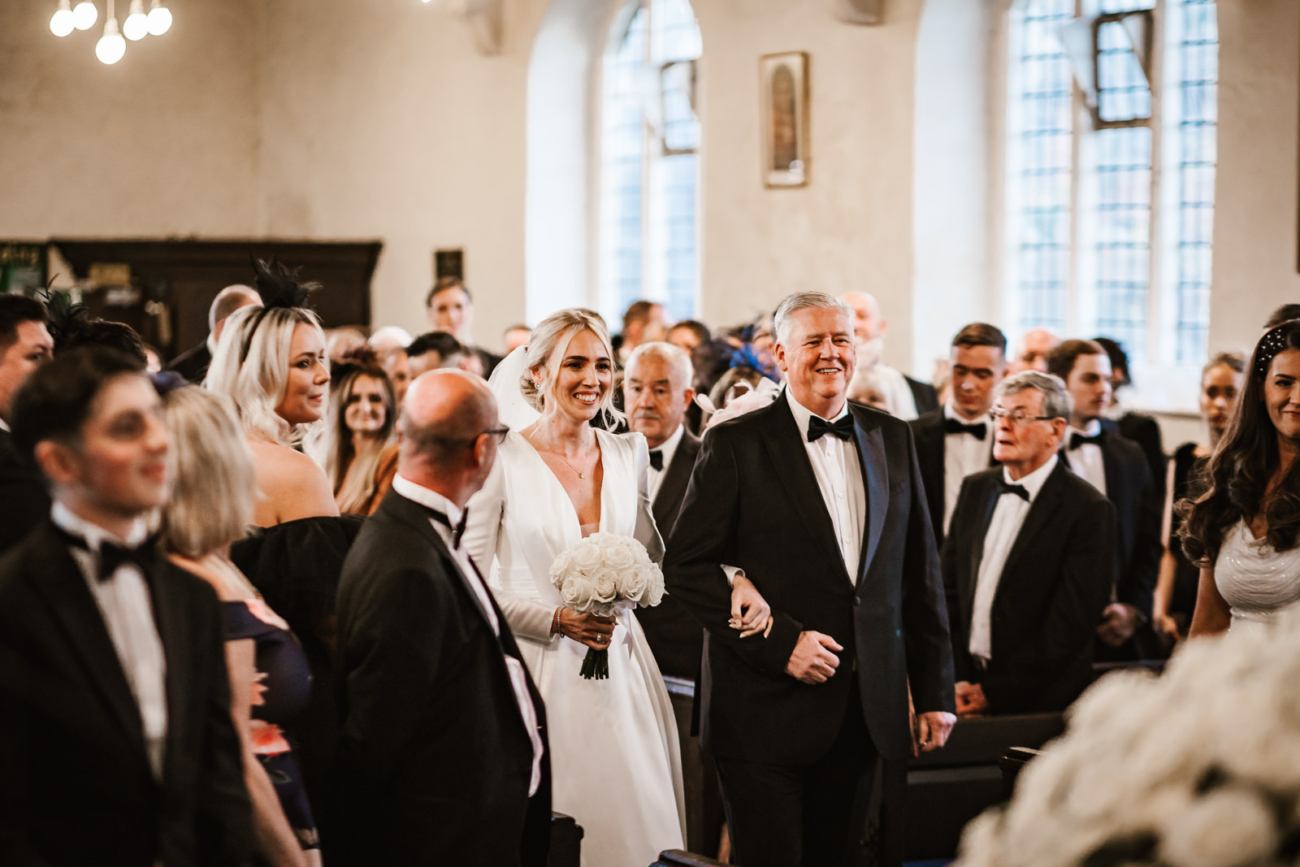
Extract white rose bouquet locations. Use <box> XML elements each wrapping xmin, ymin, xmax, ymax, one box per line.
<box><xmin>549</xmin><ymin>532</ymin><xmax>665</xmax><ymax>680</ymax></box>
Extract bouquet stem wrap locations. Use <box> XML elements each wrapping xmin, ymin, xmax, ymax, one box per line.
<box><xmin>580</xmin><ymin>648</ymin><xmax>610</xmax><ymax>680</ymax></box>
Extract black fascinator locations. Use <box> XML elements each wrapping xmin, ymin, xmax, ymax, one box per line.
<box><xmin>238</xmin><ymin>257</ymin><xmax>321</xmax><ymax>363</ymax></box>
<box><xmin>40</xmin><ymin>288</ymin><xmax>149</xmax><ymax>365</ymax></box>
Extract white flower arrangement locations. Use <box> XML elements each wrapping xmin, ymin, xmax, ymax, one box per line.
<box><xmin>955</xmin><ymin>611</ymin><xmax>1300</xmax><ymax>867</ymax></box>
<box><xmin>549</xmin><ymin>532</ymin><xmax>664</xmax><ymax>679</ymax></box>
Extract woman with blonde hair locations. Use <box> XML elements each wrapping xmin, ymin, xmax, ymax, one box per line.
<box><xmin>160</xmin><ymin>386</ymin><xmax>320</xmax><ymax>867</ymax></box>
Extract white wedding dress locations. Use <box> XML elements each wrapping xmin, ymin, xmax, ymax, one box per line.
<box><xmin>463</xmin><ymin>404</ymin><xmax>686</xmax><ymax>867</ymax></box>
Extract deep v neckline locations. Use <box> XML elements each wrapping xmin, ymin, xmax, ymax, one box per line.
<box><xmin>517</xmin><ymin>430</ymin><xmax>607</xmax><ymax>536</ymax></box>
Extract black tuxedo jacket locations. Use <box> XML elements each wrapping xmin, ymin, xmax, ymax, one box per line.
<box><xmin>0</xmin><ymin>429</ymin><xmax>50</xmax><ymax>557</ymax></box>
<box><xmin>665</xmin><ymin>395</ymin><xmax>955</xmax><ymax>765</ymax></box>
<box><xmin>1069</xmin><ymin>426</ymin><xmax>1162</xmax><ymax>620</ymax></box>
<box><xmin>909</xmin><ymin>408</ymin><xmax>997</xmax><ymax>547</ymax></box>
<box><xmin>905</xmin><ymin>375</ymin><xmax>940</xmax><ymax>416</ymax></box>
<box><xmin>333</xmin><ymin>490</ymin><xmax>550</xmax><ymax>867</ymax></box>
<box><xmin>942</xmin><ymin>462</ymin><xmax>1117</xmax><ymax>713</ymax></box>
<box><xmin>167</xmin><ymin>341</ymin><xmax>213</xmax><ymax>385</ymax></box>
<box><xmin>635</xmin><ymin>429</ymin><xmax>703</xmax><ymax>680</ymax></box>
<box><xmin>1111</xmin><ymin>414</ymin><xmax>1167</xmax><ymax>509</ymax></box>
<box><xmin>0</xmin><ymin>520</ymin><xmax>254</xmax><ymax>867</ymax></box>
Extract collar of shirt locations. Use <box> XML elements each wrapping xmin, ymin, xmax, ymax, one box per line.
<box><xmin>943</xmin><ymin>401</ymin><xmax>990</xmax><ymax>430</ymax></box>
<box><xmin>650</xmin><ymin>424</ymin><xmax>685</xmax><ymax>473</ymax></box>
<box><xmin>51</xmin><ymin>501</ymin><xmax>149</xmax><ymax>550</ymax></box>
<box><xmin>0</xmin><ymin>417</ymin><xmax>9</xmax><ymax>433</ymax></box>
<box><xmin>1001</xmin><ymin>453</ymin><xmax>1058</xmax><ymax>503</ymax></box>
<box><xmin>785</xmin><ymin>386</ymin><xmax>850</xmax><ymax>439</ymax></box>
<box><xmin>1069</xmin><ymin>419</ymin><xmax>1102</xmax><ymax>439</ymax></box>
<box><xmin>391</xmin><ymin>474</ymin><xmax>463</xmax><ymax>529</ymax></box>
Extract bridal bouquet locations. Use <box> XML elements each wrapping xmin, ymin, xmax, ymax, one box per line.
<box><xmin>956</xmin><ymin>610</ymin><xmax>1300</xmax><ymax>867</ymax></box>
<box><xmin>549</xmin><ymin>532</ymin><xmax>664</xmax><ymax>680</ymax></box>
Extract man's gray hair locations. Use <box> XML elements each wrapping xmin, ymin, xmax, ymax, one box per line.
<box><xmin>995</xmin><ymin>370</ymin><xmax>1073</xmax><ymax>421</ymax></box>
<box><xmin>625</xmin><ymin>341</ymin><xmax>693</xmax><ymax>391</ymax></box>
<box><xmin>772</xmin><ymin>291</ymin><xmax>855</xmax><ymax>345</ymax></box>
<box><xmin>209</xmin><ymin>284</ymin><xmax>261</xmax><ymax>331</ymax></box>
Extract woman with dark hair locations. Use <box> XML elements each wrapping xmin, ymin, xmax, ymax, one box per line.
<box><xmin>1153</xmin><ymin>352</ymin><xmax>1245</xmax><ymax>641</ymax></box>
<box><xmin>325</xmin><ymin>359</ymin><xmax>397</xmax><ymax>515</ymax></box>
<box><xmin>1182</xmin><ymin>322</ymin><xmax>1300</xmax><ymax>637</ymax></box>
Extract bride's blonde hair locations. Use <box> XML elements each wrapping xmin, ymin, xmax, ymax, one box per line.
<box><xmin>521</xmin><ymin>309</ymin><xmax>624</xmax><ymax>428</ymax></box>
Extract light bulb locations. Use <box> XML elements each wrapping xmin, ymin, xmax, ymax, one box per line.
<box><xmin>123</xmin><ymin>0</ymin><xmax>147</xmax><ymax>39</ymax></box>
<box><xmin>72</xmin><ymin>0</ymin><xmax>97</xmax><ymax>30</ymax></box>
<box><xmin>96</xmin><ymin>17</ymin><xmax>126</xmax><ymax>63</ymax></box>
<box><xmin>50</xmin><ymin>0</ymin><xmax>75</xmax><ymax>36</ymax></box>
<box><xmin>146</xmin><ymin>0</ymin><xmax>171</xmax><ymax>35</ymax></box>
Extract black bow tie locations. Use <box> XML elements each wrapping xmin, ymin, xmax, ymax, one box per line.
<box><xmin>427</xmin><ymin>507</ymin><xmax>469</xmax><ymax>550</ymax></box>
<box><xmin>998</xmin><ymin>480</ymin><xmax>1030</xmax><ymax>502</ymax></box>
<box><xmin>55</xmin><ymin>526</ymin><xmax>162</xmax><ymax>583</ymax></box>
<box><xmin>944</xmin><ymin>418</ymin><xmax>987</xmax><ymax>440</ymax></box>
<box><xmin>1069</xmin><ymin>431</ymin><xmax>1105</xmax><ymax>451</ymax></box>
<box><xmin>808</xmin><ymin>415</ymin><xmax>854</xmax><ymax>443</ymax></box>
<box><xmin>649</xmin><ymin>449</ymin><xmax>664</xmax><ymax>472</ymax></box>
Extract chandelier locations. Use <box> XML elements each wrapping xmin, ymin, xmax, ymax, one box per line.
<box><xmin>49</xmin><ymin>0</ymin><xmax>173</xmax><ymax>65</ymax></box>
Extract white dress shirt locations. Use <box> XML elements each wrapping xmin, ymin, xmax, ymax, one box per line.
<box><xmin>785</xmin><ymin>389</ymin><xmax>867</xmax><ymax>579</ymax></box>
<box><xmin>52</xmin><ymin>501</ymin><xmax>169</xmax><ymax>779</ymax></box>
<box><xmin>391</xmin><ymin>475</ymin><xmax>544</xmax><ymax>796</ymax></box>
<box><xmin>646</xmin><ymin>423</ymin><xmax>685</xmax><ymax>503</ymax></box>
<box><xmin>968</xmin><ymin>454</ymin><xmax>1058</xmax><ymax>662</ymax></box>
<box><xmin>942</xmin><ymin>403</ymin><xmax>993</xmax><ymax>535</ymax></box>
<box><xmin>1066</xmin><ymin>419</ymin><xmax>1107</xmax><ymax>496</ymax></box>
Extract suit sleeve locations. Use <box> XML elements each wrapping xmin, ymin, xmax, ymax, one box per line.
<box><xmin>941</xmin><ymin>478</ymin><xmax>974</xmax><ymax>685</ymax></box>
<box><xmin>192</xmin><ymin>582</ymin><xmax>256</xmax><ymax>867</ymax></box>
<box><xmin>981</xmin><ymin>496</ymin><xmax>1118</xmax><ymax>712</ymax></box>
<box><xmin>1119</xmin><ymin>456</ymin><xmax>1162</xmax><ymax>619</ymax></box>
<box><xmin>663</xmin><ymin>428</ymin><xmax>803</xmax><ymax>679</ymax></box>
<box><xmin>901</xmin><ymin>426</ymin><xmax>957</xmax><ymax>715</ymax></box>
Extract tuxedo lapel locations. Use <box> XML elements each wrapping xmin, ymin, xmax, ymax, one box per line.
<box><xmin>1000</xmin><ymin>462</ymin><xmax>1067</xmax><ymax>580</ymax></box>
<box><xmin>965</xmin><ymin>476</ymin><xmax>1003</xmax><ymax>607</ymax></box>
<box><xmin>28</xmin><ymin>525</ymin><xmax>146</xmax><ymax>753</ymax></box>
<box><xmin>849</xmin><ymin>405</ymin><xmax>888</xmax><ymax>584</ymax></box>
<box><xmin>1100</xmin><ymin>434</ymin><xmax>1123</xmax><ymax>502</ymax></box>
<box><xmin>652</xmin><ymin>431</ymin><xmax>698</xmax><ymax>533</ymax></box>
<box><xmin>146</xmin><ymin>561</ymin><xmax>189</xmax><ymax>779</ymax></box>
<box><xmin>759</xmin><ymin>399</ymin><xmax>849</xmax><ymax>583</ymax></box>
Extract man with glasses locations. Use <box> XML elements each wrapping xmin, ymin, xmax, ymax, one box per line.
<box><xmin>332</xmin><ymin>369</ymin><xmax>547</xmax><ymax>866</ymax></box>
<box><xmin>941</xmin><ymin>371</ymin><xmax>1118</xmax><ymax>716</ymax></box>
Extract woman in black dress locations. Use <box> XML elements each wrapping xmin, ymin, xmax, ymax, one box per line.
<box><xmin>1153</xmin><ymin>352</ymin><xmax>1245</xmax><ymax>641</ymax></box>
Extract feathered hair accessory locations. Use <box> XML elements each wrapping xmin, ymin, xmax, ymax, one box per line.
<box><xmin>238</xmin><ymin>256</ymin><xmax>321</xmax><ymax>363</ymax></box>
<box><xmin>40</xmin><ymin>287</ymin><xmax>92</xmax><ymax>354</ymax></box>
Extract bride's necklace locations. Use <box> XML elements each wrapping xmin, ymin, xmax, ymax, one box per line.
<box><xmin>536</xmin><ymin>430</ymin><xmax>594</xmax><ymax>479</ymax></box>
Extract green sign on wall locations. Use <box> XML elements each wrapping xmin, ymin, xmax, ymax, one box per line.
<box><xmin>0</xmin><ymin>243</ymin><xmax>46</xmax><ymax>295</ymax></box>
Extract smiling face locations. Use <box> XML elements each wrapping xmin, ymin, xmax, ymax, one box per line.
<box><xmin>1264</xmin><ymin>349</ymin><xmax>1300</xmax><ymax>444</ymax></box>
<box><xmin>343</xmin><ymin>374</ymin><xmax>389</xmax><ymax>439</ymax></box>
<box><xmin>1201</xmin><ymin>362</ymin><xmax>1244</xmax><ymax>441</ymax></box>
<box><xmin>427</xmin><ymin>287</ymin><xmax>472</xmax><ymax>342</ymax></box>
<box><xmin>0</xmin><ymin>319</ymin><xmax>53</xmax><ymax>422</ymax></box>
<box><xmin>949</xmin><ymin>343</ymin><xmax>1007</xmax><ymax>421</ymax></box>
<box><xmin>774</xmin><ymin>305</ymin><xmax>856</xmax><ymax>416</ymax></box>
<box><xmin>275</xmin><ymin>323</ymin><xmax>330</xmax><ymax>426</ymax></box>
<box><xmin>1064</xmin><ymin>352</ymin><xmax>1113</xmax><ymax>426</ymax></box>
<box><xmin>536</xmin><ymin>328</ymin><xmax>612</xmax><ymax>423</ymax></box>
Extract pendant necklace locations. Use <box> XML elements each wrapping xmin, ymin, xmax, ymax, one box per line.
<box><xmin>543</xmin><ymin>432</ymin><xmax>591</xmax><ymax>479</ymax></box>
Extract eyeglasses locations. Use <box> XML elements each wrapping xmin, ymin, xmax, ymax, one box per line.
<box><xmin>480</xmin><ymin>425</ymin><xmax>510</xmax><ymax>444</ymax></box>
<box><xmin>988</xmin><ymin>408</ymin><xmax>1054</xmax><ymax>427</ymax></box>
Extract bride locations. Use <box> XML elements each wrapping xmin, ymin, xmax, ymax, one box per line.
<box><xmin>464</xmin><ymin>309</ymin><xmax>691</xmax><ymax>866</ymax></box>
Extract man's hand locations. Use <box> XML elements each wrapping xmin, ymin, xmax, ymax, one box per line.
<box><xmin>784</xmin><ymin>631</ymin><xmax>843</xmax><ymax>684</ymax></box>
<box><xmin>1097</xmin><ymin>602</ymin><xmax>1141</xmax><ymax>647</ymax></box>
<box><xmin>954</xmin><ymin>681</ymin><xmax>989</xmax><ymax>718</ymax></box>
<box><xmin>914</xmin><ymin>710</ymin><xmax>957</xmax><ymax>754</ymax></box>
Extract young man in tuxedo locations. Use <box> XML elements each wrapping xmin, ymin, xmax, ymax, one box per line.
<box><xmin>1048</xmin><ymin>339</ymin><xmax>1162</xmax><ymax>658</ymax></box>
<box><xmin>0</xmin><ymin>346</ymin><xmax>254</xmax><ymax>867</ymax></box>
<box><xmin>666</xmin><ymin>292</ymin><xmax>956</xmax><ymax>867</ymax></box>
<box><xmin>910</xmin><ymin>323</ymin><xmax>1008</xmax><ymax>546</ymax></box>
<box><xmin>166</xmin><ymin>284</ymin><xmax>261</xmax><ymax>384</ymax></box>
<box><xmin>624</xmin><ymin>341</ymin><xmax>703</xmax><ymax>681</ymax></box>
<box><xmin>333</xmin><ymin>370</ymin><xmax>549</xmax><ymax>867</ymax></box>
<box><xmin>943</xmin><ymin>371</ymin><xmax>1118</xmax><ymax>716</ymax></box>
<box><xmin>0</xmin><ymin>294</ymin><xmax>54</xmax><ymax>555</ymax></box>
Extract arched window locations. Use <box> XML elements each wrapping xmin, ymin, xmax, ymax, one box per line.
<box><xmin>599</xmin><ymin>0</ymin><xmax>702</xmax><ymax>322</ymax></box>
<box><xmin>1004</xmin><ymin>0</ymin><xmax>1218</xmax><ymax>368</ymax></box>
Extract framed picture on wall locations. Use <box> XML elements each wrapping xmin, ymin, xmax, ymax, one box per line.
<box><xmin>760</xmin><ymin>51</ymin><xmax>809</xmax><ymax>188</ymax></box>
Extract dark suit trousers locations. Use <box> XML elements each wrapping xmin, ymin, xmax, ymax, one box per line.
<box><xmin>715</xmin><ymin>683</ymin><xmax>889</xmax><ymax>867</ymax></box>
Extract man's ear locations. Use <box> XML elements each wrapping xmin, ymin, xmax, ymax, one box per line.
<box><xmin>33</xmin><ymin>440</ymin><xmax>79</xmax><ymax>488</ymax></box>
<box><xmin>682</xmin><ymin>387</ymin><xmax>696</xmax><ymax>409</ymax></box>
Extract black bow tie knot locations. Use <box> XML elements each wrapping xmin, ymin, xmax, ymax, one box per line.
<box><xmin>427</xmin><ymin>507</ymin><xmax>469</xmax><ymax>550</ymax></box>
<box><xmin>944</xmin><ymin>418</ymin><xmax>988</xmax><ymax>440</ymax></box>
<box><xmin>55</xmin><ymin>526</ymin><xmax>162</xmax><ymax>582</ymax></box>
<box><xmin>998</xmin><ymin>480</ymin><xmax>1030</xmax><ymax>502</ymax></box>
<box><xmin>648</xmin><ymin>449</ymin><xmax>664</xmax><ymax>472</ymax></box>
<box><xmin>1069</xmin><ymin>431</ymin><xmax>1106</xmax><ymax>451</ymax></box>
<box><xmin>807</xmin><ymin>415</ymin><xmax>855</xmax><ymax>443</ymax></box>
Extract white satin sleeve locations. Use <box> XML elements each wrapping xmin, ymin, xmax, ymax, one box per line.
<box><xmin>464</xmin><ymin>446</ymin><xmax>558</xmax><ymax>643</ymax></box>
<box><xmin>629</xmin><ymin>431</ymin><xmax>666</xmax><ymax>565</ymax></box>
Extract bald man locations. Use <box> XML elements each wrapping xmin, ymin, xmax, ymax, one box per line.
<box><xmin>333</xmin><ymin>371</ymin><xmax>550</xmax><ymax>866</ymax></box>
<box><xmin>838</xmin><ymin>291</ymin><xmax>938</xmax><ymax>419</ymax></box>
<box><xmin>1009</xmin><ymin>328</ymin><xmax>1061</xmax><ymax>375</ymax></box>
<box><xmin>167</xmin><ymin>285</ymin><xmax>262</xmax><ymax>384</ymax></box>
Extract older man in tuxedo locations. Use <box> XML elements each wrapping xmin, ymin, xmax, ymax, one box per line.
<box><xmin>333</xmin><ymin>370</ymin><xmax>549</xmax><ymax>867</ymax></box>
<box><xmin>1048</xmin><ymin>339</ymin><xmax>1162</xmax><ymax>658</ymax></box>
<box><xmin>943</xmin><ymin>371</ymin><xmax>1117</xmax><ymax>716</ymax></box>
<box><xmin>910</xmin><ymin>323</ymin><xmax>1008</xmax><ymax>546</ymax></box>
<box><xmin>0</xmin><ymin>346</ymin><xmax>253</xmax><ymax>867</ymax></box>
<box><xmin>666</xmin><ymin>291</ymin><xmax>955</xmax><ymax>867</ymax></box>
